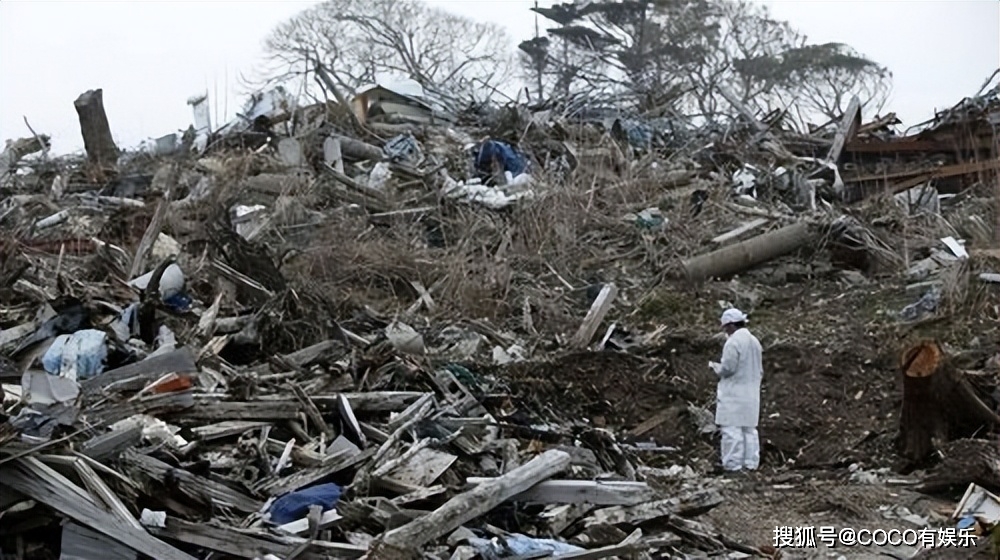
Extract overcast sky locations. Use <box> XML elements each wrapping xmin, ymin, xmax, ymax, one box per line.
<box><xmin>1</xmin><ymin>0</ymin><xmax>997</xmax><ymax>155</ymax></box>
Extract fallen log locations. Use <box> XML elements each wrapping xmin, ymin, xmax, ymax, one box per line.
<box><xmin>74</xmin><ymin>89</ymin><xmax>119</xmax><ymax>167</ymax></box>
<box><xmin>899</xmin><ymin>340</ymin><xmax>1000</xmax><ymax>462</ymax></box>
<box><xmin>681</xmin><ymin>221</ymin><xmax>814</xmax><ymax>282</ymax></box>
<box><xmin>370</xmin><ymin>449</ymin><xmax>571</xmax><ymax>558</ymax></box>
<box><xmin>333</xmin><ymin>134</ymin><xmax>384</xmax><ymax>161</ymax></box>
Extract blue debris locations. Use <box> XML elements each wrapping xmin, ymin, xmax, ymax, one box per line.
<box><xmin>163</xmin><ymin>292</ymin><xmax>193</xmax><ymax>313</ymax></box>
<box><xmin>474</xmin><ymin>140</ymin><xmax>528</xmax><ymax>179</ymax></box>
<box><xmin>469</xmin><ymin>534</ymin><xmax>584</xmax><ymax>558</ymax></box>
<box><xmin>383</xmin><ymin>134</ymin><xmax>423</xmax><ymax>163</ymax></box>
<box><xmin>621</xmin><ymin>119</ymin><xmax>654</xmax><ymax>150</ymax></box>
<box><xmin>41</xmin><ymin>329</ymin><xmax>108</xmax><ymax>379</ymax></box>
<box><xmin>268</xmin><ymin>483</ymin><xmax>342</xmax><ymax>525</ymax></box>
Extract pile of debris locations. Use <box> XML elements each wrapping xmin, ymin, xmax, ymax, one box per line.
<box><xmin>1</xmin><ymin>67</ymin><xmax>998</xmax><ymax>560</ymax></box>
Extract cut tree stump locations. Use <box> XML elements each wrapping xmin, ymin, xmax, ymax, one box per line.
<box><xmin>74</xmin><ymin>89</ymin><xmax>119</xmax><ymax>168</ymax></box>
<box><xmin>899</xmin><ymin>340</ymin><xmax>1000</xmax><ymax>462</ymax></box>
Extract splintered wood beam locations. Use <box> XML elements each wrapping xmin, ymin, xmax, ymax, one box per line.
<box><xmin>121</xmin><ymin>451</ymin><xmax>262</xmax><ymax>514</ymax></box>
<box><xmin>827</xmin><ymin>96</ymin><xmax>861</xmax><ymax>164</ymax></box>
<box><xmin>1</xmin><ymin>458</ymin><xmax>196</xmax><ymax>560</ymax></box>
<box><xmin>149</xmin><ymin>516</ymin><xmax>366</xmax><ymax>560</ymax></box>
<box><xmin>463</xmin><ymin>478</ymin><xmax>654</xmax><ymax>506</ymax></box>
<box><xmin>570</xmin><ymin>283</ymin><xmax>617</xmax><ymax>349</ymax></box>
<box><xmin>374</xmin><ymin>449</ymin><xmax>571</xmax><ymax>555</ymax></box>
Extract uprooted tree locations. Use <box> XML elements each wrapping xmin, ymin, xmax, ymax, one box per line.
<box><xmin>258</xmin><ymin>0</ymin><xmax>517</xmax><ymax>107</ymax></box>
<box><xmin>519</xmin><ymin>0</ymin><xmax>892</xmax><ymax>128</ymax></box>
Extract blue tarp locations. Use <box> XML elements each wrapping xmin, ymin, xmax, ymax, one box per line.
<box><xmin>268</xmin><ymin>483</ymin><xmax>342</xmax><ymax>525</ymax></box>
<box><xmin>474</xmin><ymin>140</ymin><xmax>528</xmax><ymax>178</ymax></box>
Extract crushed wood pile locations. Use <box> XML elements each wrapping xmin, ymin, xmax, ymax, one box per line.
<box><xmin>0</xmin><ymin>69</ymin><xmax>998</xmax><ymax>559</ymax></box>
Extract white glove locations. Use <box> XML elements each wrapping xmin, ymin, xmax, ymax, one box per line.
<box><xmin>708</xmin><ymin>361</ymin><xmax>722</xmax><ymax>374</ymax></box>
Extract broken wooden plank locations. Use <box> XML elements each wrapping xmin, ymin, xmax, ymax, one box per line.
<box><xmin>129</xmin><ymin>198</ymin><xmax>170</xmax><ymax>279</ymax></box>
<box><xmin>281</xmin><ymin>340</ymin><xmax>338</xmax><ymax>367</ymax></box>
<box><xmin>377</xmin><ymin>446</ymin><xmax>457</xmax><ymax>493</ymax></box>
<box><xmin>556</xmin><ymin>529</ymin><xmax>644</xmax><ymax>559</ymax></box>
<box><xmin>73</xmin><ymin>456</ymin><xmax>143</xmax><ymax>530</ymax></box>
<box><xmin>90</xmin><ymin>389</ymin><xmax>194</xmax><ymax>425</ymax></box>
<box><xmin>82</xmin><ymin>348</ymin><xmax>197</xmax><ymax>397</ymax></box>
<box><xmin>79</xmin><ymin>421</ymin><xmax>143</xmax><ymax>461</ymax></box>
<box><xmin>121</xmin><ymin>451</ymin><xmax>262</xmax><ymax>514</ymax></box>
<box><xmin>464</xmin><ymin>478</ymin><xmax>654</xmax><ymax>506</ymax></box>
<box><xmin>827</xmin><ymin>96</ymin><xmax>861</xmax><ymax>164</ymax></box>
<box><xmin>291</xmin><ymin>382</ymin><xmax>336</xmax><ymax>440</ymax></box>
<box><xmin>257</xmin><ymin>448</ymin><xmax>374</xmax><ymax>497</ymax></box>
<box><xmin>74</xmin><ymin>89</ymin><xmax>120</xmax><ymax>167</ymax></box>
<box><xmin>374</xmin><ymin>449</ymin><xmax>571</xmax><ymax>553</ymax></box>
<box><xmin>628</xmin><ymin>408</ymin><xmax>676</xmax><ymax>438</ymax></box>
<box><xmin>570</xmin><ymin>283</ymin><xmax>617</xmax><ymax>349</ymax></box>
<box><xmin>265</xmin><ymin>439</ymin><xmax>327</xmax><ymax>469</ymax></box>
<box><xmin>386</xmin><ymin>393</ymin><xmax>436</xmax><ymax>432</ymax></box>
<box><xmin>711</xmin><ymin>218</ymin><xmax>769</xmax><ymax>246</ymax></box>
<box><xmin>191</xmin><ymin>421</ymin><xmax>271</xmax><ymax>442</ymax></box>
<box><xmin>1</xmin><ymin>458</ymin><xmax>196</xmax><ymax>560</ymax></box>
<box><xmin>60</xmin><ymin>522</ymin><xmax>139</xmax><ymax>560</ymax></box>
<box><xmin>581</xmin><ymin>489</ymin><xmax>724</xmax><ymax>528</ymax></box>
<box><xmin>149</xmin><ymin>516</ymin><xmax>365</xmax><ymax>560</ymax></box>
<box><xmin>179</xmin><ymin>392</ymin><xmax>427</xmax><ymax>421</ymax></box>
<box><xmin>337</xmin><ymin>393</ymin><xmax>366</xmax><ymax>448</ymax></box>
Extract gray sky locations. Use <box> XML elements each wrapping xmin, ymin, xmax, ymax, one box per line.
<box><xmin>1</xmin><ymin>0</ymin><xmax>997</xmax><ymax>155</ymax></box>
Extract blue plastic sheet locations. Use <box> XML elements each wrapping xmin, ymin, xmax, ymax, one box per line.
<box><xmin>268</xmin><ymin>483</ymin><xmax>342</xmax><ymax>525</ymax></box>
<box><xmin>474</xmin><ymin>140</ymin><xmax>528</xmax><ymax>178</ymax></box>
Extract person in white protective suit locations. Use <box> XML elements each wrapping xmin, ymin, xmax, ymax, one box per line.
<box><xmin>708</xmin><ymin>308</ymin><xmax>763</xmax><ymax>472</ymax></box>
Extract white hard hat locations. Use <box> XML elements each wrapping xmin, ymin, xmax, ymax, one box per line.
<box><xmin>720</xmin><ymin>308</ymin><xmax>747</xmax><ymax>326</ymax></box>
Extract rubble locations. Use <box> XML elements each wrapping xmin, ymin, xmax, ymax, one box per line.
<box><xmin>0</xmin><ymin>65</ymin><xmax>998</xmax><ymax>560</ymax></box>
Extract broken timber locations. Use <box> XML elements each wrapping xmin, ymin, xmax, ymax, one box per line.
<box><xmin>570</xmin><ymin>283</ymin><xmax>617</xmax><ymax>349</ymax></box>
<box><xmin>74</xmin><ymin>89</ymin><xmax>120</xmax><ymax>168</ymax></box>
<box><xmin>370</xmin><ymin>449</ymin><xmax>571</xmax><ymax>558</ymax></box>
<box><xmin>464</xmin><ymin>478</ymin><xmax>654</xmax><ymax>506</ymax></box>
<box><xmin>0</xmin><ymin>457</ymin><xmax>196</xmax><ymax>560</ymax></box>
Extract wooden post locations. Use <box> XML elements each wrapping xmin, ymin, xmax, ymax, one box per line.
<box><xmin>371</xmin><ymin>449</ymin><xmax>571</xmax><ymax>557</ymax></box>
<box><xmin>681</xmin><ymin>221</ymin><xmax>813</xmax><ymax>282</ymax></box>
<box><xmin>74</xmin><ymin>89</ymin><xmax>119</xmax><ymax>167</ymax></box>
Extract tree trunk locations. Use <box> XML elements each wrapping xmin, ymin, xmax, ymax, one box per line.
<box><xmin>899</xmin><ymin>340</ymin><xmax>1000</xmax><ymax>462</ymax></box>
<box><xmin>73</xmin><ymin>89</ymin><xmax>119</xmax><ymax>168</ymax></box>
<box><xmin>681</xmin><ymin>221</ymin><xmax>813</xmax><ymax>282</ymax></box>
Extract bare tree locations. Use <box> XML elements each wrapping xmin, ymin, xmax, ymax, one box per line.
<box><xmin>257</xmin><ymin>0</ymin><xmax>517</xmax><ymax>106</ymax></box>
<box><xmin>521</xmin><ymin>0</ymin><xmax>892</xmax><ymax>128</ymax></box>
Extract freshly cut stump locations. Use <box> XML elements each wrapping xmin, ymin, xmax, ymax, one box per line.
<box><xmin>899</xmin><ymin>340</ymin><xmax>1000</xmax><ymax>462</ymax></box>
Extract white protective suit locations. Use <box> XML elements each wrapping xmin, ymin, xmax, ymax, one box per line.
<box><xmin>711</xmin><ymin>311</ymin><xmax>763</xmax><ymax>471</ymax></box>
